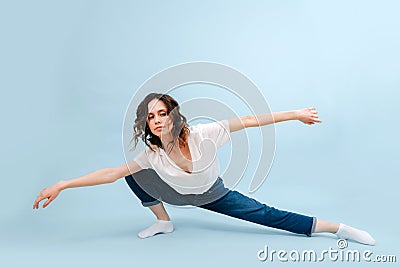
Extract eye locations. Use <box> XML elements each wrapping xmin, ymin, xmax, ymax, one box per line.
<box><xmin>160</xmin><ymin>113</ymin><xmax>166</xmax><ymax>116</ymax></box>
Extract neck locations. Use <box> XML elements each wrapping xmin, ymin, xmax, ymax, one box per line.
<box><xmin>160</xmin><ymin>133</ymin><xmax>177</xmax><ymax>153</ymax></box>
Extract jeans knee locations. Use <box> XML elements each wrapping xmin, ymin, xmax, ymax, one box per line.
<box><xmin>124</xmin><ymin>174</ymin><xmax>132</xmax><ymax>182</ymax></box>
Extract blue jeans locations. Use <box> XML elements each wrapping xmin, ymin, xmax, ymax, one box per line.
<box><xmin>125</xmin><ymin>169</ymin><xmax>316</xmax><ymax>237</ymax></box>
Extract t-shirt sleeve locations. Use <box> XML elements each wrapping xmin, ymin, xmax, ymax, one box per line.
<box><xmin>197</xmin><ymin>119</ymin><xmax>231</xmax><ymax>149</ymax></box>
<box><xmin>133</xmin><ymin>150</ymin><xmax>152</xmax><ymax>169</ymax></box>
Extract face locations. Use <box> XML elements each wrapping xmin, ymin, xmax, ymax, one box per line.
<box><xmin>147</xmin><ymin>98</ymin><xmax>173</xmax><ymax>139</ymax></box>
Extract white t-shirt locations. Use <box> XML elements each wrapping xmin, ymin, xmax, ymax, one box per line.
<box><xmin>133</xmin><ymin>120</ymin><xmax>231</xmax><ymax>194</ymax></box>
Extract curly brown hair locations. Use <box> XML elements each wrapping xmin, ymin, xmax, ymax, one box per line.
<box><xmin>130</xmin><ymin>93</ymin><xmax>190</xmax><ymax>152</ymax></box>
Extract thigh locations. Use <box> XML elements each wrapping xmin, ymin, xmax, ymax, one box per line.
<box><xmin>199</xmin><ymin>190</ymin><xmax>267</xmax><ymax>218</ymax></box>
<box><xmin>131</xmin><ymin>169</ymin><xmax>193</xmax><ymax>206</ymax></box>
<box><xmin>125</xmin><ymin>169</ymin><xmax>160</xmax><ymax>204</ymax></box>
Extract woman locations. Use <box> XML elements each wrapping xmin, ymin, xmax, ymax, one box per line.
<box><xmin>33</xmin><ymin>93</ymin><xmax>375</xmax><ymax>245</ymax></box>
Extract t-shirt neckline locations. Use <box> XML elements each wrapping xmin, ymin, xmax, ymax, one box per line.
<box><xmin>161</xmin><ymin>132</ymin><xmax>194</xmax><ymax>175</ymax></box>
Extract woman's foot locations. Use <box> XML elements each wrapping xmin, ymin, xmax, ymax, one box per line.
<box><xmin>335</xmin><ymin>223</ymin><xmax>376</xmax><ymax>246</ymax></box>
<box><xmin>138</xmin><ymin>219</ymin><xmax>174</xmax><ymax>239</ymax></box>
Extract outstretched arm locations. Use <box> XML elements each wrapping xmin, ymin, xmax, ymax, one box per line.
<box><xmin>227</xmin><ymin>107</ymin><xmax>322</xmax><ymax>133</ymax></box>
<box><xmin>33</xmin><ymin>160</ymin><xmax>142</xmax><ymax>209</ymax></box>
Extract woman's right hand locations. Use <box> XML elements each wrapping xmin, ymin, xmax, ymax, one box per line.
<box><xmin>32</xmin><ymin>163</ymin><xmax>143</xmax><ymax>209</ymax></box>
<box><xmin>33</xmin><ymin>182</ymin><xmax>64</xmax><ymax>209</ymax></box>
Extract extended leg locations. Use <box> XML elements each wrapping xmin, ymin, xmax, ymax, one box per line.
<box><xmin>199</xmin><ymin>190</ymin><xmax>375</xmax><ymax>245</ymax></box>
<box><xmin>199</xmin><ymin>190</ymin><xmax>316</xmax><ymax>236</ymax></box>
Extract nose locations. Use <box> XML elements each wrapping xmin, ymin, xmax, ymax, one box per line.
<box><xmin>154</xmin><ymin>115</ymin><xmax>161</xmax><ymax>124</ymax></box>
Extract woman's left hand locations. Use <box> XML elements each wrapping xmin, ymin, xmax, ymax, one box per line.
<box><xmin>296</xmin><ymin>107</ymin><xmax>322</xmax><ymax>125</ymax></box>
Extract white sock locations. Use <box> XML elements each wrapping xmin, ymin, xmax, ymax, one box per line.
<box><xmin>138</xmin><ymin>220</ymin><xmax>174</xmax><ymax>239</ymax></box>
<box><xmin>335</xmin><ymin>223</ymin><xmax>376</xmax><ymax>246</ymax></box>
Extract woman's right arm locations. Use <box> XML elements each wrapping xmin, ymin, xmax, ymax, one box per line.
<box><xmin>33</xmin><ymin>160</ymin><xmax>142</xmax><ymax>209</ymax></box>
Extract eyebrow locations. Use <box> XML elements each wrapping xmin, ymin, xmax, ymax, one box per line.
<box><xmin>147</xmin><ymin>109</ymin><xmax>167</xmax><ymax>115</ymax></box>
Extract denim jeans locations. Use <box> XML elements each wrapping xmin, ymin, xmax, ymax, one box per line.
<box><xmin>125</xmin><ymin>169</ymin><xmax>316</xmax><ymax>237</ymax></box>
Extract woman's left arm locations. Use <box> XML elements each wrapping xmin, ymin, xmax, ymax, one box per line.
<box><xmin>228</xmin><ymin>107</ymin><xmax>322</xmax><ymax>133</ymax></box>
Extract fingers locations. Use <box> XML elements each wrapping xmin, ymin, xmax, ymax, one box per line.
<box><xmin>299</xmin><ymin>107</ymin><xmax>322</xmax><ymax>125</ymax></box>
<box><xmin>33</xmin><ymin>198</ymin><xmax>40</xmax><ymax>209</ymax></box>
<box><xmin>33</xmin><ymin>195</ymin><xmax>45</xmax><ymax>209</ymax></box>
<box><xmin>33</xmin><ymin>197</ymin><xmax>50</xmax><ymax>209</ymax></box>
<box><xmin>43</xmin><ymin>196</ymin><xmax>54</xmax><ymax>208</ymax></box>
<box><xmin>33</xmin><ymin>186</ymin><xmax>60</xmax><ymax>209</ymax></box>
<box><xmin>33</xmin><ymin>191</ymin><xmax>48</xmax><ymax>209</ymax></box>
<box><xmin>306</xmin><ymin>119</ymin><xmax>322</xmax><ymax>124</ymax></box>
<box><xmin>303</xmin><ymin>118</ymin><xmax>322</xmax><ymax>125</ymax></box>
<box><xmin>307</xmin><ymin>107</ymin><xmax>322</xmax><ymax>123</ymax></box>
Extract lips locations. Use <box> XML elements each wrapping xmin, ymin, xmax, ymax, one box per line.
<box><xmin>155</xmin><ymin>126</ymin><xmax>163</xmax><ymax>130</ymax></box>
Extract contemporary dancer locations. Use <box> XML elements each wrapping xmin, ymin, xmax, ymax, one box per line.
<box><xmin>33</xmin><ymin>93</ymin><xmax>375</xmax><ymax>245</ymax></box>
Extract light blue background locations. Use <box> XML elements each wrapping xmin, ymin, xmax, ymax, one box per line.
<box><xmin>1</xmin><ymin>0</ymin><xmax>399</xmax><ymax>266</ymax></box>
